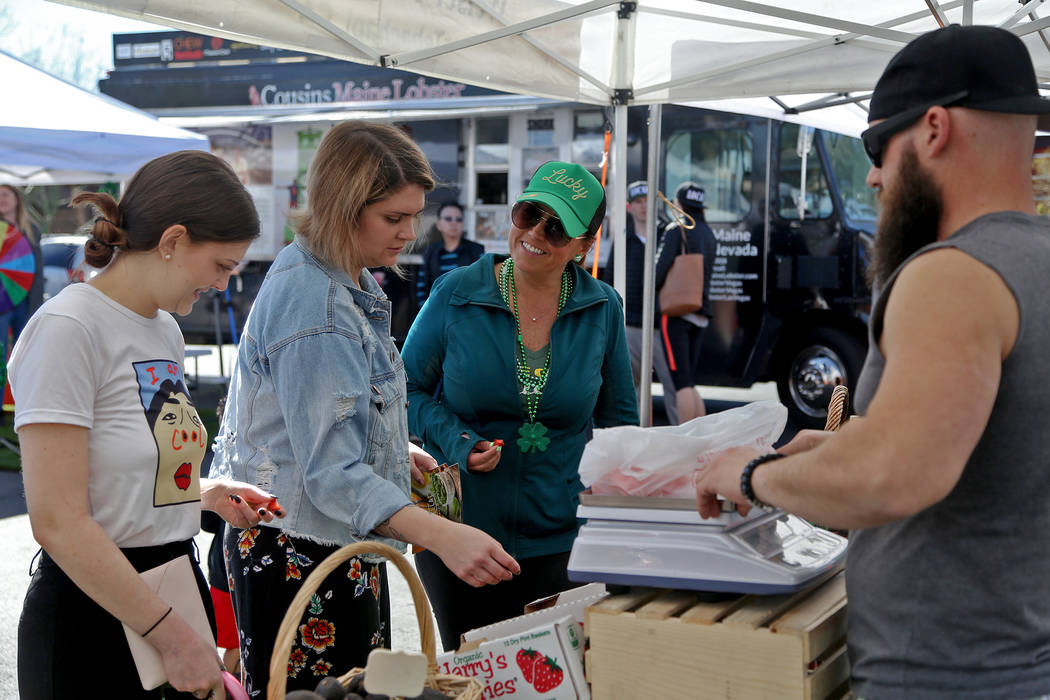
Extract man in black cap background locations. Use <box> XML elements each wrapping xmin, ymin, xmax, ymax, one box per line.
<box><xmin>695</xmin><ymin>24</ymin><xmax>1050</xmax><ymax>698</ymax></box>
<box><xmin>601</xmin><ymin>180</ymin><xmax>679</xmax><ymax>424</ymax></box>
<box><xmin>654</xmin><ymin>182</ymin><xmax>717</xmax><ymax>423</ymax></box>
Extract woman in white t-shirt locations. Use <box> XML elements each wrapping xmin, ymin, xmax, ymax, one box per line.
<box><xmin>11</xmin><ymin>150</ymin><xmax>279</xmax><ymax>700</ymax></box>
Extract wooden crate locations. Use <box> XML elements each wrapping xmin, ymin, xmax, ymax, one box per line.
<box><xmin>585</xmin><ymin>571</ymin><xmax>849</xmax><ymax>699</ymax></box>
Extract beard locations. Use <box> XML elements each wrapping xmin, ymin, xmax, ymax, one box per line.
<box><xmin>867</xmin><ymin>145</ymin><xmax>943</xmax><ymax>290</ymax></box>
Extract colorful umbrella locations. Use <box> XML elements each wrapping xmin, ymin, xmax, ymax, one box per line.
<box><xmin>0</xmin><ymin>221</ymin><xmax>35</xmax><ymax>314</ymax></box>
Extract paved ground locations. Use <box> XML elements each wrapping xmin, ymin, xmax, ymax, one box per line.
<box><xmin>0</xmin><ymin>345</ymin><xmax>783</xmax><ymax>695</ymax></box>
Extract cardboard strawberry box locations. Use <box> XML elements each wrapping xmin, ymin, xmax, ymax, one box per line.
<box><xmin>435</xmin><ymin>615</ymin><xmax>590</xmax><ymax>699</ymax></box>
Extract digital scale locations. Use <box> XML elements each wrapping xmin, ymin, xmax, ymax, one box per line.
<box><xmin>567</xmin><ymin>493</ymin><xmax>847</xmax><ymax>594</ymax></box>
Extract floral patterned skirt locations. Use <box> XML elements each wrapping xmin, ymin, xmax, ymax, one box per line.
<box><xmin>224</xmin><ymin>526</ymin><xmax>391</xmax><ymax>696</ymax></box>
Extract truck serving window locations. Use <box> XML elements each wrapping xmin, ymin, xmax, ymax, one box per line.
<box><xmin>824</xmin><ymin>131</ymin><xmax>878</xmax><ymax>225</ymax></box>
<box><xmin>778</xmin><ymin>123</ymin><xmax>833</xmax><ymax>220</ymax></box>
<box><xmin>664</xmin><ymin>127</ymin><xmax>753</xmax><ymax>223</ymax></box>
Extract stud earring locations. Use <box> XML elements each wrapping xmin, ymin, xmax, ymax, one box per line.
<box><xmin>164</xmin><ymin>254</ymin><xmax>171</xmax><ymax>260</ymax></box>
<box><xmin>573</xmin><ymin>254</ymin><xmax>583</xmax><ymax>262</ymax></box>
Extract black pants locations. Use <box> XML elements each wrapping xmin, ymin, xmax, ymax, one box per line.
<box><xmin>18</xmin><ymin>539</ymin><xmax>215</xmax><ymax>700</ymax></box>
<box><xmin>415</xmin><ymin>549</ymin><xmax>572</xmax><ymax>652</ymax></box>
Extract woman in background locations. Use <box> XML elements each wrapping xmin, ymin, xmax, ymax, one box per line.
<box><xmin>654</xmin><ymin>182</ymin><xmax>718</xmax><ymax>422</ymax></box>
<box><xmin>0</xmin><ymin>185</ymin><xmax>44</xmax><ymax>400</ymax></box>
<box><xmin>403</xmin><ymin>160</ymin><xmax>638</xmax><ymax>650</ymax></box>
<box><xmin>414</xmin><ymin>202</ymin><xmax>484</xmax><ymax>309</ymax></box>
<box><xmin>12</xmin><ymin>150</ymin><xmax>279</xmax><ymax>700</ymax></box>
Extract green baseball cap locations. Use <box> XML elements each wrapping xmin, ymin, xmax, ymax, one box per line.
<box><xmin>517</xmin><ymin>161</ymin><xmax>606</xmax><ymax>239</ymax></box>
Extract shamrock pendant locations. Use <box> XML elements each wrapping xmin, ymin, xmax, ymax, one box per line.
<box><xmin>516</xmin><ymin>421</ymin><xmax>550</xmax><ymax>453</ymax></box>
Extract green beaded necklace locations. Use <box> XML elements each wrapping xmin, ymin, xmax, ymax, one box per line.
<box><xmin>497</xmin><ymin>258</ymin><xmax>573</xmax><ymax>453</ymax></box>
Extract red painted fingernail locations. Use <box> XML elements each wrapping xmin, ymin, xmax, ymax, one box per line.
<box><xmin>228</xmin><ymin>494</ymin><xmax>242</xmax><ymax>504</ymax></box>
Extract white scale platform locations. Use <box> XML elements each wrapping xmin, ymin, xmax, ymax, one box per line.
<box><xmin>567</xmin><ymin>494</ymin><xmax>847</xmax><ymax>594</ymax></box>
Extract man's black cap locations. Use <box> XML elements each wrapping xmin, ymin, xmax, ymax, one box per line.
<box><xmin>869</xmin><ymin>24</ymin><xmax>1050</xmax><ymax>130</ymax></box>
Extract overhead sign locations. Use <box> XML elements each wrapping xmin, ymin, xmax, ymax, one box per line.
<box><xmin>113</xmin><ymin>31</ymin><xmax>300</xmax><ymax>67</ymax></box>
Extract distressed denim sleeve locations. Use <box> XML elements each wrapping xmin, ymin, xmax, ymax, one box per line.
<box><xmin>268</xmin><ymin>330</ymin><xmax>410</xmax><ymax>538</ymax></box>
<box><xmin>402</xmin><ymin>285</ymin><xmax>484</xmax><ymax>469</ymax></box>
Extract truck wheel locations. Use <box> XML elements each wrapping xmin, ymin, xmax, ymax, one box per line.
<box><xmin>777</xmin><ymin>327</ymin><xmax>865</xmax><ymax>430</ymax></box>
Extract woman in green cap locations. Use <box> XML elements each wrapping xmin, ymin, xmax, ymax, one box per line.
<box><xmin>403</xmin><ymin>160</ymin><xmax>639</xmax><ymax>649</ymax></box>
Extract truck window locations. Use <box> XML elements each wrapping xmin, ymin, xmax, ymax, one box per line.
<box><xmin>824</xmin><ymin>131</ymin><xmax>879</xmax><ymax>225</ymax></box>
<box><xmin>778</xmin><ymin>123</ymin><xmax>833</xmax><ymax>220</ymax></box>
<box><xmin>664</xmin><ymin>127</ymin><xmax>753</xmax><ymax>223</ymax></box>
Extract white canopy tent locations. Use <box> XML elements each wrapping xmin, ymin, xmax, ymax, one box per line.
<box><xmin>0</xmin><ymin>50</ymin><xmax>208</xmax><ymax>185</ymax></box>
<box><xmin>51</xmin><ymin>0</ymin><xmax>1050</xmax><ymax>419</ymax></box>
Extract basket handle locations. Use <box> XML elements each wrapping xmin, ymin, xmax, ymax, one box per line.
<box><xmin>267</xmin><ymin>541</ymin><xmax>438</xmax><ymax>699</ymax></box>
<box><xmin>824</xmin><ymin>384</ymin><xmax>850</xmax><ymax>432</ymax></box>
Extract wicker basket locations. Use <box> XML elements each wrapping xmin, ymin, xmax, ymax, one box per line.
<box><xmin>267</xmin><ymin>541</ymin><xmax>484</xmax><ymax>700</ymax></box>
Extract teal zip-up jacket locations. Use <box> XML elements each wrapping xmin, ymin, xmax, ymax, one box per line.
<box><xmin>403</xmin><ymin>253</ymin><xmax>639</xmax><ymax>559</ymax></box>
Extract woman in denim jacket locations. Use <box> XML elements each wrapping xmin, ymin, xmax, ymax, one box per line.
<box><xmin>212</xmin><ymin>122</ymin><xmax>519</xmax><ymax>695</ymax></box>
<box><xmin>403</xmin><ymin>161</ymin><xmax>639</xmax><ymax>650</ymax></box>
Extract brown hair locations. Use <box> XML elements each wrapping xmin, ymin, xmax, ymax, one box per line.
<box><xmin>0</xmin><ymin>185</ymin><xmax>34</xmax><ymax>241</ymax></box>
<box><xmin>290</xmin><ymin>121</ymin><xmax>435</xmax><ymax>275</ymax></box>
<box><xmin>72</xmin><ymin>150</ymin><xmax>260</xmax><ymax>268</ymax></box>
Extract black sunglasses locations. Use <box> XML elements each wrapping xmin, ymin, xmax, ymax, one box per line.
<box><xmin>861</xmin><ymin>90</ymin><xmax>969</xmax><ymax>167</ymax></box>
<box><xmin>511</xmin><ymin>201</ymin><xmax>572</xmax><ymax>247</ymax></box>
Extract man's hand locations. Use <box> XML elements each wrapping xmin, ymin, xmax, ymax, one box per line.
<box><xmin>694</xmin><ymin>446</ymin><xmax>761</xmax><ymax>519</ymax></box>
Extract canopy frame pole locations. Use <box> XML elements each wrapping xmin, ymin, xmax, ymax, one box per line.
<box><xmin>640</xmin><ymin>7</ymin><xmax>826</xmax><ymax>39</ymax></box>
<box><xmin>1000</xmin><ymin>0</ymin><xmax>1046</xmax><ymax>29</ymax></box>
<box><xmin>924</xmin><ymin>0</ymin><xmax>949</xmax><ymax>27</ymax></box>
<box><xmin>697</xmin><ymin>0</ymin><xmax>915</xmax><ymax>43</ymax></box>
<box><xmin>384</xmin><ymin>0</ymin><xmax>617</xmax><ymax>68</ymax></box>
<box><xmin>469</xmin><ymin>0</ymin><xmax>614</xmax><ymax>97</ymax></box>
<box><xmin>1014</xmin><ymin>14</ymin><xmax>1050</xmax><ymax>36</ymax></box>
<box><xmin>634</xmin><ymin>0</ymin><xmax>969</xmax><ymax>99</ymax></box>
<box><xmin>639</xmin><ymin>103</ymin><xmax>661</xmax><ymax>428</ymax></box>
<box><xmin>278</xmin><ymin>0</ymin><xmax>382</xmax><ymax>61</ymax></box>
<box><xmin>963</xmin><ymin>0</ymin><xmax>974</xmax><ymax>25</ymax></box>
<box><xmin>636</xmin><ymin>36</ymin><xmax>848</xmax><ymax>100</ymax></box>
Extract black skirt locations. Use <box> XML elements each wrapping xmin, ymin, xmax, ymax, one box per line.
<box><xmin>224</xmin><ymin>526</ymin><xmax>391</xmax><ymax>695</ymax></box>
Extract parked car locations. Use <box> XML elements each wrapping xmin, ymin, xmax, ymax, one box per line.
<box><xmin>41</xmin><ymin>234</ymin><xmax>101</xmax><ymax>301</ymax></box>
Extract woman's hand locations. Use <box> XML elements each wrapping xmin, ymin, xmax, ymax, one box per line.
<box><xmin>148</xmin><ymin>610</ymin><xmax>226</xmax><ymax>700</ymax></box>
<box><xmin>430</xmin><ymin>520</ymin><xmax>520</xmax><ymax>587</ymax></box>
<box><xmin>409</xmin><ymin>442</ymin><xmax>438</xmax><ymax>485</ymax></box>
<box><xmin>200</xmin><ymin>479</ymin><xmax>285</xmax><ymax>530</ymax></box>
<box><xmin>466</xmin><ymin>440</ymin><xmax>502</xmax><ymax>473</ymax></box>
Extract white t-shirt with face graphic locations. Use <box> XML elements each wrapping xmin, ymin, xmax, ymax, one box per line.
<box><xmin>10</xmin><ymin>283</ymin><xmax>206</xmax><ymax>547</ymax></box>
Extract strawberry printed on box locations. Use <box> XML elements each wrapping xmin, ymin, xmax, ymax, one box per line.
<box><xmin>435</xmin><ymin>615</ymin><xmax>589</xmax><ymax>699</ymax></box>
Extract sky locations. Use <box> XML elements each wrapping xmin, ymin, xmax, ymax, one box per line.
<box><xmin>0</xmin><ymin>0</ymin><xmax>173</xmax><ymax>90</ymax></box>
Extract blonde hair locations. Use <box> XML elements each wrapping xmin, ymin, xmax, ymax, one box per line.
<box><xmin>0</xmin><ymin>185</ymin><xmax>34</xmax><ymax>242</ymax></box>
<box><xmin>290</xmin><ymin>121</ymin><xmax>435</xmax><ymax>275</ymax></box>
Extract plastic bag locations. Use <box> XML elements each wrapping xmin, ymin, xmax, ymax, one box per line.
<box><xmin>579</xmin><ymin>400</ymin><xmax>788</xmax><ymax>498</ymax></box>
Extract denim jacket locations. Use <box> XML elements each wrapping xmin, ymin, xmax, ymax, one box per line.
<box><xmin>211</xmin><ymin>238</ymin><xmax>411</xmax><ymax>552</ymax></box>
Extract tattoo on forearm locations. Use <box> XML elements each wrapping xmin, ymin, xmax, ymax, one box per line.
<box><xmin>376</xmin><ymin>517</ymin><xmax>407</xmax><ymax>542</ymax></box>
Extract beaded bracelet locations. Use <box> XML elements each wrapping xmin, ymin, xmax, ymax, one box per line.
<box><xmin>142</xmin><ymin>605</ymin><xmax>173</xmax><ymax>638</ymax></box>
<box><xmin>740</xmin><ymin>453</ymin><xmax>785</xmax><ymax>509</ymax></box>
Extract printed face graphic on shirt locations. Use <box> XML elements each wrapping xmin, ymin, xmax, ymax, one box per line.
<box><xmin>134</xmin><ymin>361</ymin><xmax>206</xmax><ymax>507</ymax></box>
